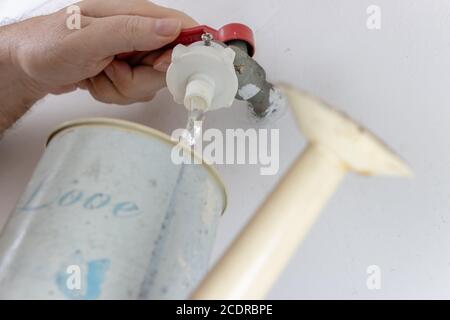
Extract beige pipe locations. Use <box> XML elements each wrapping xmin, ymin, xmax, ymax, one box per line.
<box><xmin>191</xmin><ymin>84</ymin><xmax>412</xmax><ymax>300</ymax></box>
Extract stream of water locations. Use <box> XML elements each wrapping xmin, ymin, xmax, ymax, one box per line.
<box><xmin>181</xmin><ymin>108</ymin><xmax>205</xmax><ymax>147</ymax></box>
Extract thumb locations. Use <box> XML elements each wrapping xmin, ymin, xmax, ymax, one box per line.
<box><xmin>81</xmin><ymin>16</ymin><xmax>181</xmax><ymax>58</ymax></box>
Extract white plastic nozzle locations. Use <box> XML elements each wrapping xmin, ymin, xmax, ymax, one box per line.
<box><xmin>166</xmin><ymin>42</ymin><xmax>238</xmax><ymax>112</ymax></box>
<box><xmin>183</xmin><ymin>74</ymin><xmax>215</xmax><ymax>111</ymax></box>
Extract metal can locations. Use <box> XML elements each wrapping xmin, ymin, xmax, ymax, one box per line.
<box><xmin>0</xmin><ymin>118</ymin><xmax>227</xmax><ymax>299</ymax></box>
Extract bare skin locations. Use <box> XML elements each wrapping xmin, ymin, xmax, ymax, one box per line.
<box><xmin>0</xmin><ymin>0</ymin><xmax>197</xmax><ymax>135</ymax></box>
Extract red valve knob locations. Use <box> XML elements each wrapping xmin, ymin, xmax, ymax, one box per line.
<box><xmin>117</xmin><ymin>23</ymin><xmax>255</xmax><ymax>60</ymax></box>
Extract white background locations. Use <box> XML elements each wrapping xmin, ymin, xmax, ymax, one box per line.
<box><xmin>1</xmin><ymin>0</ymin><xmax>449</xmax><ymax>299</ymax></box>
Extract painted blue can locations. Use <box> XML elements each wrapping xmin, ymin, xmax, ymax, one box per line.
<box><xmin>0</xmin><ymin>118</ymin><xmax>227</xmax><ymax>299</ymax></box>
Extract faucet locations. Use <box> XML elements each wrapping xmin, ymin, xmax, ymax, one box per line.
<box><xmin>163</xmin><ymin>23</ymin><xmax>283</xmax><ymax>117</ymax></box>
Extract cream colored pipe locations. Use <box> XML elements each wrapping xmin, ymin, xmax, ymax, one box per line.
<box><xmin>191</xmin><ymin>84</ymin><xmax>412</xmax><ymax>300</ymax></box>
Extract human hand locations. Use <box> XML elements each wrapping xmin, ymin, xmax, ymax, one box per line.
<box><xmin>7</xmin><ymin>0</ymin><xmax>197</xmax><ymax>105</ymax></box>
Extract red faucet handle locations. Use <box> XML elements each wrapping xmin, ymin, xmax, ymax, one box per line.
<box><xmin>173</xmin><ymin>23</ymin><xmax>255</xmax><ymax>56</ymax></box>
<box><xmin>117</xmin><ymin>23</ymin><xmax>255</xmax><ymax>60</ymax></box>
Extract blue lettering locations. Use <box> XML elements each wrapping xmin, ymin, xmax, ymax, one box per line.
<box><xmin>16</xmin><ymin>178</ymin><xmax>140</xmax><ymax>217</ymax></box>
<box><xmin>83</xmin><ymin>193</ymin><xmax>111</xmax><ymax>210</ymax></box>
<box><xmin>58</xmin><ymin>190</ymin><xmax>83</xmax><ymax>207</ymax></box>
<box><xmin>18</xmin><ymin>179</ymin><xmax>57</xmax><ymax>212</ymax></box>
<box><xmin>113</xmin><ymin>202</ymin><xmax>140</xmax><ymax>217</ymax></box>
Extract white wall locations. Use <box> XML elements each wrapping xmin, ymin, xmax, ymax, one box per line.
<box><xmin>1</xmin><ymin>0</ymin><xmax>449</xmax><ymax>299</ymax></box>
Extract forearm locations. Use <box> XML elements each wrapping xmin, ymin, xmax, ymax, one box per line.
<box><xmin>0</xmin><ymin>24</ymin><xmax>46</xmax><ymax>135</ymax></box>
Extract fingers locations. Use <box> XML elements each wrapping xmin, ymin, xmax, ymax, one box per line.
<box><xmin>104</xmin><ymin>60</ymin><xmax>166</xmax><ymax>98</ymax></box>
<box><xmin>49</xmin><ymin>84</ymin><xmax>78</xmax><ymax>95</ymax></box>
<box><xmin>80</xmin><ymin>15</ymin><xmax>181</xmax><ymax>58</ymax></box>
<box><xmin>117</xmin><ymin>48</ymin><xmax>173</xmax><ymax>73</ymax></box>
<box><xmin>124</xmin><ymin>51</ymin><xmax>160</xmax><ymax>67</ymax></box>
<box><xmin>85</xmin><ymin>60</ymin><xmax>165</xmax><ymax>105</ymax></box>
<box><xmin>152</xmin><ymin>50</ymin><xmax>173</xmax><ymax>72</ymax></box>
<box><xmin>79</xmin><ymin>0</ymin><xmax>198</xmax><ymax>27</ymax></box>
<box><xmin>86</xmin><ymin>73</ymin><xmax>129</xmax><ymax>105</ymax></box>
<box><xmin>117</xmin><ymin>48</ymin><xmax>172</xmax><ymax>73</ymax></box>
<box><xmin>59</xmin><ymin>0</ymin><xmax>198</xmax><ymax>106</ymax></box>
<box><xmin>79</xmin><ymin>0</ymin><xmax>161</xmax><ymax>17</ymax></box>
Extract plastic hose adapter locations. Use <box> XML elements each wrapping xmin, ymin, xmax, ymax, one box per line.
<box><xmin>166</xmin><ymin>42</ymin><xmax>239</xmax><ymax>112</ymax></box>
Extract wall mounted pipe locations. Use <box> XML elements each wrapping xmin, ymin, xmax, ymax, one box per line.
<box><xmin>229</xmin><ymin>40</ymin><xmax>279</xmax><ymax>117</ymax></box>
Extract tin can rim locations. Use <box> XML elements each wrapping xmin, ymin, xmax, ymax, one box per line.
<box><xmin>47</xmin><ymin>117</ymin><xmax>228</xmax><ymax>215</ymax></box>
